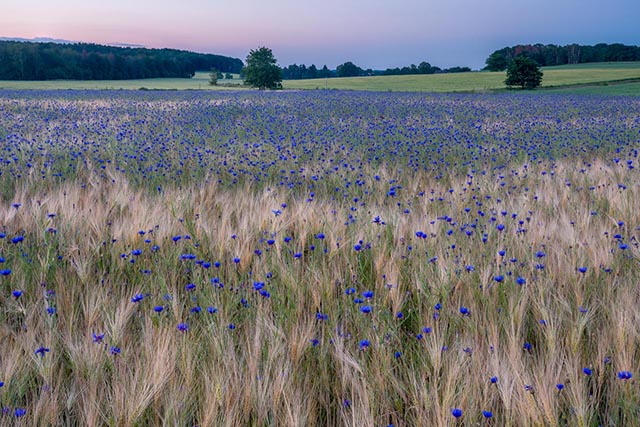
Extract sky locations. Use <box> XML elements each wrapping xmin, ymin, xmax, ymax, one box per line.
<box><xmin>2</xmin><ymin>0</ymin><xmax>639</xmax><ymax>70</ymax></box>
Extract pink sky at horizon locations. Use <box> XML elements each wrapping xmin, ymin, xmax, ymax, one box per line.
<box><xmin>3</xmin><ymin>0</ymin><xmax>639</xmax><ymax>69</ymax></box>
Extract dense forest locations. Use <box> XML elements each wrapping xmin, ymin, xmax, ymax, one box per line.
<box><xmin>485</xmin><ymin>43</ymin><xmax>640</xmax><ymax>71</ymax></box>
<box><xmin>0</xmin><ymin>41</ymin><xmax>243</xmax><ymax>80</ymax></box>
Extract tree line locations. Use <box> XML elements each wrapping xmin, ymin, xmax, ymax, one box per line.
<box><xmin>0</xmin><ymin>41</ymin><xmax>243</xmax><ymax>80</ymax></box>
<box><xmin>282</xmin><ymin>61</ymin><xmax>471</xmax><ymax>80</ymax></box>
<box><xmin>485</xmin><ymin>43</ymin><xmax>640</xmax><ymax>71</ymax></box>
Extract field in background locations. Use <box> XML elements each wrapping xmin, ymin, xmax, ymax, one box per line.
<box><xmin>0</xmin><ymin>71</ymin><xmax>245</xmax><ymax>90</ymax></box>
<box><xmin>283</xmin><ymin>62</ymin><xmax>640</xmax><ymax>92</ymax></box>
<box><xmin>0</xmin><ymin>90</ymin><xmax>639</xmax><ymax>426</ymax></box>
<box><xmin>541</xmin><ymin>81</ymin><xmax>640</xmax><ymax>96</ymax></box>
<box><xmin>1</xmin><ymin>63</ymin><xmax>639</xmax><ymax>94</ymax></box>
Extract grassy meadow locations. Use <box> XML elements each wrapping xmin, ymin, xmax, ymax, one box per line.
<box><xmin>283</xmin><ymin>62</ymin><xmax>640</xmax><ymax>92</ymax></box>
<box><xmin>1</xmin><ymin>62</ymin><xmax>639</xmax><ymax>95</ymax></box>
<box><xmin>0</xmin><ymin>72</ymin><xmax>245</xmax><ymax>91</ymax></box>
<box><xmin>0</xmin><ymin>90</ymin><xmax>639</xmax><ymax>426</ymax></box>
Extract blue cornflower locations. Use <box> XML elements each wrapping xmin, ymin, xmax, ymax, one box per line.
<box><xmin>617</xmin><ymin>371</ymin><xmax>632</xmax><ymax>380</ymax></box>
<box><xmin>362</xmin><ymin>290</ymin><xmax>374</xmax><ymax>299</ymax></box>
<box><xmin>578</xmin><ymin>267</ymin><xmax>588</xmax><ymax>273</ymax></box>
<box><xmin>177</xmin><ymin>323</ymin><xmax>189</xmax><ymax>332</ymax></box>
<box><xmin>14</xmin><ymin>408</ymin><xmax>26</xmax><ymax>417</ymax></box>
<box><xmin>0</xmin><ymin>268</ymin><xmax>11</xmax><ymax>275</ymax></box>
<box><xmin>345</xmin><ymin>287</ymin><xmax>356</xmax><ymax>295</ymax></box>
<box><xmin>496</xmin><ymin>224</ymin><xmax>505</xmax><ymax>231</ymax></box>
<box><xmin>12</xmin><ymin>290</ymin><xmax>23</xmax><ymax>299</ymax></box>
<box><xmin>482</xmin><ymin>410</ymin><xmax>493</xmax><ymax>418</ymax></box>
<box><xmin>360</xmin><ymin>305</ymin><xmax>372</xmax><ymax>314</ymax></box>
<box><xmin>154</xmin><ymin>305</ymin><xmax>164</xmax><ymax>313</ymax></box>
<box><xmin>233</xmin><ymin>257</ymin><xmax>241</xmax><ymax>264</ymax></box>
<box><xmin>523</xmin><ymin>342</ymin><xmax>532</xmax><ymax>352</ymax></box>
<box><xmin>556</xmin><ymin>383</ymin><xmax>564</xmax><ymax>391</ymax></box>
<box><xmin>315</xmin><ymin>233</ymin><xmax>325</xmax><ymax>240</ymax></box>
<box><xmin>92</xmin><ymin>333</ymin><xmax>104</xmax><ymax>343</ymax></box>
<box><xmin>47</xmin><ymin>307</ymin><xmax>56</xmax><ymax>315</ymax></box>
<box><xmin>354</xmin><ymin>244</ymin><xmax>362</xmax><ymax>251</ymax></box>
<box><xmin>583</xmin><ymin>367</ymin><xmax>592</xmax><ymax>376</ymax></box>
<box><xmin>316</xmin><ymin>312</ymin><xmax>328</xmax><ymax>321</ymax></box>
<box><xmin>35</xmin><ymin>346</ymin><xmax>50</xmax><ymax>357</ymax></box>
<box><xmin>185</xmin><ymin>283</ymin><xmax>196</xmax><ymax>291</ymax></box>
<box><xmin>191</xmin><ymin>306</ymin><xmax>201</xmax><ymax>313</ymax></box>
<box><xmin>110</xmin><ymin>346</ymin><xmax>121</xmax><ymax>355</ymax></box>
<box><xmin>396</xmin><ymin>312</ymin><xmax>404</xmax><ymax>319</ymax></box>
<box><xmin>452</xmin><ymin>408</ymin><xmax>463</xmax><ymax>418</ymax></box>
<box><xmin>310</xmin><ymin>339</ymin><xmax>319</xmax><ymax>347</ymax></box>
<box><xmin>359</xmin><ymin>339</ymin><xmax>370</xmax><ymax>350</ymax></box>
<box><xmin>394</xmin><ymin>351</ymin><xmax>402</xmax><ymax>359</ymax></box>
<box><xmin>11</xmin><ymin>236</ymin><xmax>24</xmax><ymax>244</ymax></box>
<box><xmin>460</xmin><ymin>306</ymin><xmax>470</xmax><ymax>315</ymax></box>
<box><xmin>253</xmin><ymin>282</ymin><xmax>265</xmax><ymax>291</ymax></box>
<box><xmin>516</xmin><ymin>276</ymin><xmax>526</xmax><ymax>285</ymax></box>
<box><xmin>131</xmin><ymin>249</ymin><xmax>142</xmax><ymax>256</ymax></box>
<box><xmin>490</xmin><ymin>376</ymin><xmax>498</xmax><ymax>384</ymax></box>
<box><xmin>494</xmin><ymin>275</ymin><xmax>504</xmax><ymax>283</ymax></box>
<box><xmin>207</xmin><ymin>306</ymin><xmax>218</xmax><ymax>314</ymax></box>
<box><xmin>131</xmin><ymin>293</ymin><xmax>144</xmax><ymax>303</ymax></box>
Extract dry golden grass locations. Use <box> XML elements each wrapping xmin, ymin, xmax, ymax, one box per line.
<box><xmin>0</xmin><ymin>154</ymin><xmax>638</xmax><ymax>426</ymax></box>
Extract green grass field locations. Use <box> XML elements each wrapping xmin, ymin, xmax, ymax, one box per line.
<box><xmin>283</xmin><ymin>62</ymin><xmax>640</xmax><ymax>93</ymax></box>
<box><xmin>0</xmin><ymin>72</ymin><xmax>246</xmax><ymax>90</ymax></box>
<box><xmin>540</xmin><ymin>81</ymin><xmax>640</xmax><ymax>96</ymax></box>
<box><xmin>1</xmin><ymin>63</ymin><xmax>639</xmax><ymax>95</ymax></box>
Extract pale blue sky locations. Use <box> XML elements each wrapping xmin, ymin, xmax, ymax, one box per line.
<box><xmin>3</xmin><ymin>0</ymin><xmax>639</xmax><ymax>69</ymax></box>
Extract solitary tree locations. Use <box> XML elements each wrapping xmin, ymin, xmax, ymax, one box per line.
<box><xmin>505</xmin><ymin>56</ymin><xmax>543</xmax><ymax>89</ymax></box>
<box><xmin>243</xmin><ymin>47</ymin><xmax>282</xmax><ymax>90</ymax></box>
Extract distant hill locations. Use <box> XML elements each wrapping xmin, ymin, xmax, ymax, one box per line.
<box><xmin>0</xmin><ymin>36</ymin><xmax>145</xmax><ymax>48</ymax></box>
<box><xmin>0</xmin><ymin>40</ymin><xmax>243</xmax><ymax>80</ymax></box>
<box><xmin>485</xmin><ymin>43</ymin><xmax>640</xmax><ymax>71</ymax></box>
<box><xmin>0</xmin><ymin>36</ymin><xmax>77</xmax><ymax>44</ymax></box>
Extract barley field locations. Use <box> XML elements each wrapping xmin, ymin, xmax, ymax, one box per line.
<box><xmin>0</xmin><ymin>90</ymin><xmax>638</xmax><ymax>426</ymax></box>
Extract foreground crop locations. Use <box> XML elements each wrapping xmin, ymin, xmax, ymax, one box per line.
<box><xmin>0</xmin><ymin>90</ymin><xmax>638</xmax><ymax>426</ymax></box>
